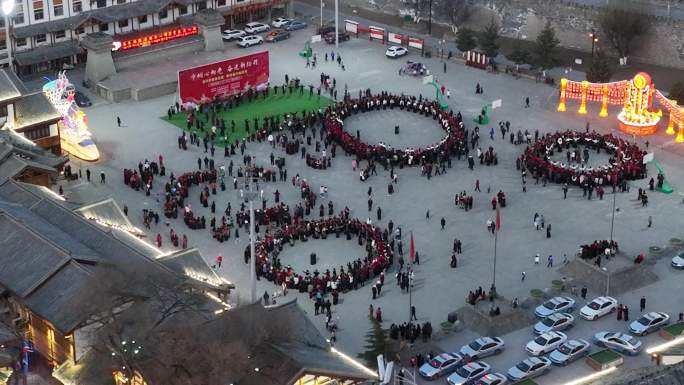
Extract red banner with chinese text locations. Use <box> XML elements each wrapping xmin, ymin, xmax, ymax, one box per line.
<box><xmin>178</xmin><ymin>51</ymin><xmax>270</xmax><ymax>104</ymax></box>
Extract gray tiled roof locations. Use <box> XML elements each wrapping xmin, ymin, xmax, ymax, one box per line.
<box><xmin>0</xmin><ymin>68</ymin><xmax>27</xmax><ymax>103</ymax></box>
<box><xmin>14</xmin><ymin>41</ymin><xmax>83</xmax><ymax>67</ymax></box>
<box><xmin>0</xmin><ymin>130</ymin><xmax>67</xmax><ymax>169</ymax></box>
<box><xmin>12</xmin><ymin>92</ymin><xmax>61</xmax><ymax>130</ymax></box>
<box><xmin>157</xmin><ymin>248</ymin><xmax>223</xmax><ymax>288</ymax></box>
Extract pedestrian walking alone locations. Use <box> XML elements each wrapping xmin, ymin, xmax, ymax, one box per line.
<box><xmin>640</xmin><ymin>296</ymin><xmax>646</xmax><ymax>312</ymax></box>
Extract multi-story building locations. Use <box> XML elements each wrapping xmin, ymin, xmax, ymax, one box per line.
<box><xmin>1</xmin><ymin>0</ymin><xmax>290</xmax><ymax>76</ymax></box>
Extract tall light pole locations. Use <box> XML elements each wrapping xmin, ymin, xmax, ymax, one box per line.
<box><xmin>2</xmin><ymin>0</ymin><xmax>14</xmax><ymax>71</ymax></box>
<box><xmin>589</xmin><ymin>29</ymin><xmax>598</xmax><ymax>58</ymax></box>
<box><xmin>240</xmin><ymin>170</ymin><xmax>261</xmax><ymax>304</ymax></box>
<box><xmin>334</xmin><ymin>0</ymin><xmax>338</xmax><ymax>49</ymax></box>
<box><xmin>427</xmin><ymin>0</ymin><xmax>432</xmax><ymax>35</ymax></box>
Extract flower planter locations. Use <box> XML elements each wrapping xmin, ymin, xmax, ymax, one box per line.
<box><xmin>649</xmin><ymin>246</ymin><xmax>662</xmax><ymax>256</ymax></box>
<box><xmin>659</xmin><ymin>322</ymin><xmax>684</xmax><ymax>341</ymax></box>
<box><xmin>670</xmin><ymin>238</ymin><xmax>683</xmax><ymax>247</ymax></box>
<box><xmin>586</xmin><ymin>349</ymin><xmax>623</xmax><ymax>371</ymax></box>
<box><xmin>440</xmin><ymin>321</ymin><xmax>454</xmax><ymax>334</ymax></box>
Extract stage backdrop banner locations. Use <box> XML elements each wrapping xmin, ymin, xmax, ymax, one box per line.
<box><xmin>178</xmin><ymin>51</ymin><xmax>269</xmax><ymax>104</ymax></box>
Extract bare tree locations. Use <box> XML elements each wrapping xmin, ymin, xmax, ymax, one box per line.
<box><xmin>599</xmin><ymin>1</ymin><xmax>651</xmax><ymax>59</ymax></box>
<box><xmin>438</xmin><ymin>0</ymin><xmax>473</xmax><ymax>27</ymax></box>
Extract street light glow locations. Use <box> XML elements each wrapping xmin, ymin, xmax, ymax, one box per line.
<box><xmin>1</xmin><ymin>0</ymin><xmax>13</xmax><ymax>16</ymax></box>
<box><xmin>646</xmin><ymin>335</ymin><xmax>684</xmax><ymax>354</ymax></box>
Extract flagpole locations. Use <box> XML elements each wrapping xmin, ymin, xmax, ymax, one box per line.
<box><xmin>492</xmin><ymin>230</ymin><xmax>497</xmax><ymax>294</ymax></box>
<box><xmin>409</xmin><ymin>231</ymin><xmax>413</xmax><ymax>324</ymax></box>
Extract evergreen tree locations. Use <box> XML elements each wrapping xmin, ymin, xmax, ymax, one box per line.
<box><xmin>456</xmin><ymin>27</ymin><xmax>477</xmax><ymax>52</ymax></box>
<box><xmin>508</xmin><ymin>42</ymin><xmax>532</xmax><ymax>65</ymax></box>
<box><xmin>533</xmin><ymin>21</ymin><xmax>560</xmax><ymax>70</ymax></box>
<box><xmin>357</xmin><ymin>316</ymin><xmax>398</xmax><ymax>368</ymax></box>
<box><xmin>669</xmin><ymin>81</ymin><xmax>684</xmax><ymax>104</ymax></box>
<box><xmin>478</xmin><ymin>18</ymin><xmax>500</xmax><ymax>58</ymax></box>
<box><xmin>586</xmin><ymin>52</ymin><xmax>614</xmax><ymax>83</ymax></box>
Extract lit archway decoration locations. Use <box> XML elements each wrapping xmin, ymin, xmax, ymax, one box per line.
<box><xmin>558</xmin><ymin>72</ymin><xmax>683</xmax><ymax>141</ymax></box>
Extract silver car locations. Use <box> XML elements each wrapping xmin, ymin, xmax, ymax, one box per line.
<box><xmin>533</xmin><ymin>313</ymin><xmax>574</xmax><ymax>335</ymax></box>
<box><xmin>629</xmin><ymin>312</ymin><xmax>670</xmax><ymax>336</ymax></box>
<box><xmin>447</xmin><ymin>361</ymin><xmax>491</xmax><ymax>385</ymax></box>
<box><xmin>535</xmin><ymin>296</ymin><xmax>575</xmax><ymax>318</ymax></box>
<box><xmin>459</xmin><ymin>337</ymin><xmax>505</xmax><ymax>360</ymax></box>
<box><xmin>506</xmin><ymin>357</ymin><xmax>551</xmax><ymax>382</ymax></box>
<box><xmin>418</xmin><ymin>352</ymin><xmax>463</xmax><ymax>380</ymax></box>
<box><xmin>593</xmin><ymin>332</ymin><xmax>642</xmax><ymax>355</ymax></box>
<box><xmin>549</xmin><ymin>339</ymin><xmax>591</xmax><ymax>365</ymax></box>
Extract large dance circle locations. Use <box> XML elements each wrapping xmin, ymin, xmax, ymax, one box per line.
<box><xmin>520</xmin><ymin>130</ymin><xmax>646</xmax><ymax>186</ymax></box>
<box><xmin>324</xmin><ymin>94</ymin><xmax>466</xmax><ymax>166</ymax></box>
<box><xmin>252</xmin><ymin>213</ymin><xmax>392</xmax><ymax>292</ymax></box>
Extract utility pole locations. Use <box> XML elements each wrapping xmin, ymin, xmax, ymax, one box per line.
<box><xmin>428</xmin><ymin>0</ymin><xmax>432</xmax><ymax>35</ymax></box>
<box><xmin>334</xmin><ymin>0</ymin><xmax>339</xmax><ymax>49</ymax></box>
<box><xmin>320</xmin><ymin>0</ymin><xmax>323</xmax><ymax>28</ymax></box>
<box><xmin>240</xmin><ymin>169</ymin><xmax>261</xmax><ymax>304</ymax></box>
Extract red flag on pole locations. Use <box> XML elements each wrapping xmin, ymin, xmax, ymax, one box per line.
<box><xmin>409</xmin><ymin>232</ymin><xmax>415</xmax><ymax>263</ymax></box>
<box><xmin>495</xmin><ymin>202</ymin><xmax>501</xmax><ymax>232</ymax></box>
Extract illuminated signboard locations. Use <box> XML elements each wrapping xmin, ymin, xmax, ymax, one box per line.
<box><xmin>112</xmin><ymin>25</ymin><xmax>199</xmax><ymax>51</ymax></box>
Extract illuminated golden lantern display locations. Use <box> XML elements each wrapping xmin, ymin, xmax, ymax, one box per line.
<box><xmin>557</xmin><ymin>72</ymin><xmax>683</xmax><ymax>140</ymax></box>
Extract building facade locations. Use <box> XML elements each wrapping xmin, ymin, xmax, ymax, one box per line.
<box><xmin>2</xmin><ymin>0</ymin><xmax>290</xmax><ymax>76</ymax></box>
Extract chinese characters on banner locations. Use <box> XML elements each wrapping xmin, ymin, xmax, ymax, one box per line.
<box><xmin>178</xmin><ymin>51</ymin><xmax>270</xmax><ymax>104</ymax></box>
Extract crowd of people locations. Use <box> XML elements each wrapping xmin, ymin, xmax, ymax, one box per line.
<box><xmin>519</xmin><ymin>130</ymin><xmax>647</xmax><ymax>187</ymax></box>
<box><xmin>323</xmin><ymin>92</ymin><xmax>467</xmax><ymax>170</ymax></box>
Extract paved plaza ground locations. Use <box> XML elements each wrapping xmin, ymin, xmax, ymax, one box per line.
<box><xmin>54</xmin><ymin>24</ymin><xmax>684</xmax><ymax>385</ymax></box>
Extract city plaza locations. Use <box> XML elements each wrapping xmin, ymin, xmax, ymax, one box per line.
<box><xmin>1</xmin><ymin>5</ymin><xmax>684</xmax><ymax>385</ymax></box>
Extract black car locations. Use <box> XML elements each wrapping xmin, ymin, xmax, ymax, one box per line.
<box><xmin>317</xmin><ymin>25</ymin><xmax>336</xmax><ymax>35</ymax></box>
<box><xmin>74</xmin><ymin>91</ymin><xmax>92</xmax><ymax>107</ymax></box>
<box><xmin>324</xmin><ymin>32</ymin><xmax>350</xmax><ymax>44</ymax></box>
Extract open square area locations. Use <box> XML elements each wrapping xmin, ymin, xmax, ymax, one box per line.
<box><xmin>2</xmin><ymin>2</ymin><xmax>684</xmax><ymax>385</ymax></box>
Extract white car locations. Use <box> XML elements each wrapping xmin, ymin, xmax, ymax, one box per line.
<box><xmin>244</xmin><ymin>22</ymin><xmax>270</xmax><ymax>34</ymax></box>
<box><xmin>271</xmin><ymin>17</ymin><xmax>291</xmax><ymax>28</ymax></box>
<box><xmin>237</xmin><ymin>35</ymin><xmax>263</xmax><ymax>47</ymax></box>
<box><xmin>533</xmin><ymin>313</ymin><xmax>574</xmax><ymax>335</ymax></box>
<box><xmin>671</xmin><ymin>253</ymin><xmax>684</xmax><ymax>269</ymax></box>
<box><xmin>459</xmin><ymin>337</ymin><xmax>505</xmax><ymax>360</ymax></box>
<box><xmin>580</xmin><ymin>296</ymin><xmax>618</xmax><ymax>320</ymax></box>
<box><xmin>629</xmin><ymin>312</ymin><xmax>670</xmax><ymax>336</ymax></box>
<box><xmin>222</xmin><ymin>29</ymin><xmax>246</xmax><ymax>41</ymax></box>
<box><xmin>385</xmin><ymin>46</ymin><xmax>408</xmax><ymax>58</ymax></box>
<box><xmin>473</xmin><ymin>373</ymin><xmax>508</xmax><ymax>385</ymax></box>
<box><xmin>593</xmin><ymin>331</ymin><xmax>642</xmax><ymax>355</ymax></box>
<box><xmin>506</xmin><ymin>357</ymin><xmax>551</xmax><ymax>382</ymax></box>
<box><xmin>446</xmin><ymin>361</ymin><xmax>491</xmax><ymax>385</ymax></box>
<box><xmin>418</xmin><ymin>352</ymin><xmax>463</xmax><ymax>380</ymax></box>
<box><xmin>535</xmin><ymin>296</ymin><xmax>575</xmax><ymax>318</ymax></box>
<box><xmin>525</xmin><ymin>331</ymin><xmax>567</xmax><ymax>356</ymax></box>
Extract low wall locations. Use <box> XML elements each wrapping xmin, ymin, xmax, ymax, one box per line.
<box><xmin>455</xmin><ymin>303</ymin><xmax>535</xmax><ymax>336</ymax></box>
<box><xmin>114</xmin><ymin>37</ymin><xmax>204</xmax><ymax>72</ymax></box>
<box><xmin>132</xmin><ymin>81</ymin><xmax>178</xmax><ymax>102</ymax></box>
<box><xmin>559</xmin><ymin>258</ymin><xmax>659</xmax><ymax>296</ymax></box>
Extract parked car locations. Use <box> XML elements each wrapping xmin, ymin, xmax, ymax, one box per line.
<box><xmin>671</xmin><ymin>252</ymin><xmax>684</xmax><ymax>269</ymax></box>
<box><xmin>533</xmin><ymin>313</ymin><xmax>574</xmax><ymax>335</ymax></box>
<box><xmin>324</xmin><ymin>31</ymin><xmax>350</xmax><ymax>43</ymax></box>
<box><xmin>549</xmin><ymin>339</ymin><xmax>591</xmax><ymax>365</ymax></box>
<box><xmin>74</xmin><ymin>91</ymin><xmax>92</xmax><ymax>107</ymax></box>
<box><xmin>264</xmin><ymin>30</ymin><xmax>290</xmax><ymax>42</ymax></box>
<box><xmin>284</xmin><ymin>20</ymin><xmax>308</xmax><ymax>31</ymax></box>
<box><xmin>525</xmin><ymin>331</ymin><xmax>567</xmax><ymax>356</ymax></box>
<box><xmin>473</xmin><ymin>373</ymin><xmax>507</xmax><ymax>385</ymax></box>
<box><xmin>580</xmin><ymin>296</ymin><xmax>618</xmax><ymax>320</ymax></box>
<box><xmin>535</xmin><ymin>296</ymin><xmax>575</xmax><ymax>318</ymax></box>
<box><xmin>446</xmin><ymin>361</ymin><xmax>491</xmax><ymax>385</ymax></box>
<box><xmin>385</xmin><ymin>46</ymin><xmax>408</xmax><ymax>58</ymax></box>
<box><xmin>222</xmin><ymin>29</ymin><xmax>246</xmax><ymax>41</ymax></box>
<box><xmin>418</xmin><ymin>352</ymin><xmax>463</xmax><ymax>380</ymax></box>
<box><xmin>506</xmin><ymin>357</ymin><xmax>551</xmax><ymax>382</ymax></box>
<box><xmin>237</xmin><ymin>35</ymin><xmax>263</xmax><ymax>47</ymax></box>
<box><xmin>271</xmin><ymin>17</ymin><xmax>291</xmax><ymax>28</ymax></box>
<box><xmin>244</xmin><ymin>22</ymin><xmax>270</xmax><ymax>34</ymax></box>
<box><xmin>593</xmin><ymin>332</ymin><xmax>643</xmax><ymax>355</ymax></box>
<box><xmin>459</xmin><ymin>337</ymin><xmax>505</xmax><ymax>360</ymax></box>
<box><xmin>629</xmin><ymin>312</ymin><xmax>670</xmax><ymax>336</ymax></box>
<box><xmin>317</xmin><ymin>25</ymin><xmax>336</xmax><ymax>35</ymax></box>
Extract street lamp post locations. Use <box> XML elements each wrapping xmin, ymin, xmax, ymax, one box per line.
<box><xmin>320</xmin><ymin>0</ymin><xmax>323</xmax><ymax>28</ymax></box>
<box><xmin>427</xmin><ymin>0</ymin><xmax>432</xmax><ymax>35</ymax></box>
<box><xmin>240</xmin><ymin>170</ymin><xmax>261</xmax><ymax>304</ymax></box>
<box><xmin>589</xmin><ymin>28</ymin><xmax>598</xmax><ymax>58</ymax></box>
<box><xmin>2</xmin><ymin>0</ymin><xmax>14</xmax><ymax>71</ymax></box>
<box><xmin>334</xmin><ymin>0</ymin><xmax>338</xmax><ymax>49</ymax></box>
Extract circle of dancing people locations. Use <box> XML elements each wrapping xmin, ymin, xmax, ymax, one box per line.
<box><xmin>249</xmin><ymin>210</ymin><xmax>393</xmax><ymax>300</ymax></box>
<box><xmin>323</xmin><ymin>92</ymin><xmax>474</xmax><ymax>180</ymax></box>
<box><xmin>518</xmin><ymin>130</ymin><xmax>646</xmax><ymax>188</ymax></box>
